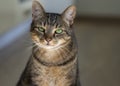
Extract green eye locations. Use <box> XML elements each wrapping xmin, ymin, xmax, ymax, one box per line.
<box><xmin>55</xmin><ymin>29</ymin><xmax>63</xmax><ymax>34</ymax></box>
<box><xmin>38</xmin><ymin>27</ymin><xmax>45</xmax><ymax>32</ymax></box>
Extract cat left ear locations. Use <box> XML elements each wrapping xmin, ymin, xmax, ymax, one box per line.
<box><xmin>32</xmin><ymin>0</ymin><xmax>46</xmax><ymax>21</ymax></box>
<box><xmin>62</xmin><ymin>5</ymin><xmax>76</xmax><ymax>26</ymax></box>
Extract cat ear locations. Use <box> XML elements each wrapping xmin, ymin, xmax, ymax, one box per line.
<box><xmin>32</xmin><ymin>0</ymin><xmax>45</xmax><ymax>21</ymax></box>
<box><xmin>62</xmin><ymin>5</ymin><xmax>76</xmax><ymax>26</ymax></box>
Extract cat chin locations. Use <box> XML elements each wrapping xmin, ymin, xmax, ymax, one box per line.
<box><xmin>37</xmin><ymin>43</ymin><xmax>61</xmax><ymax>50</ymax></box>
<box><xmin>41</xmin><ymin>45</ymin><xmax>59</xmax><ymax>50</ymax></box>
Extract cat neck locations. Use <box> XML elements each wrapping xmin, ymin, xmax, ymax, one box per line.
<box><xmin>32</xmin><ymin>41</ymin><xmax>77</xmax><ymax>67</ymax></box>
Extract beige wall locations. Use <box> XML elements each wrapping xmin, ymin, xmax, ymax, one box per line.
<box><xmin>76</xmin><ymin>0</ymin><xmax>120</xmax><ymax>17</ymax></box>
<box><xmin>0</xmin><ymin>0</ymin><xmax>31</xmax><ymax>35</ymax></box>
<box><xmin>39</xmin><ymin>0</ymin><xmax>74</xmax><ymax>13</ymax></box>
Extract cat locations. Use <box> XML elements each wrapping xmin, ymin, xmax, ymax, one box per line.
<box><xmin>17</xmin><ymin>0</ymin><xmax>80</xmax><ymax>86</ymax></box>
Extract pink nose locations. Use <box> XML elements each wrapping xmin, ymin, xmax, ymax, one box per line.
<box><xmin>45</xmin><ymin>38</ymin><xmax>52</xmax><ymax>42</ymax></box>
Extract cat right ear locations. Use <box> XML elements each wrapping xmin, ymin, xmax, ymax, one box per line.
<box><xmin>32</xmin><ymin>0</ymin><xmax>45</xmax><ymax>21</ymax></box>
<box><xmin>62</xmin><ymin>5</ymin><xmax>76</xmax><ymax>26</ymax></box>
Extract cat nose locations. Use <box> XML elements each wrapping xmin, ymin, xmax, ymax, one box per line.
<box><xmin>45</xmin><ymin>38</ymin><xmax>52</xmax><ymax>42</ymax></box>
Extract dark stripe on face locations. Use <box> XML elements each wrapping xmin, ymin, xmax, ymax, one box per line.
<box><xmin>45</xmin><ymin>13</ymin><xmax>62</xmax><ymax>27</ymax></box>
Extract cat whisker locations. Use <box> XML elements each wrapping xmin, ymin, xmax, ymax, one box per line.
<box><xmin>26</xmin><ymin>42</ymin><xmax>41</xmax><ymax>53</ymax></box>
<box><xmin>26</xmin><ymin>43</ymin><xmax>37</xmax><ymax>50</ymax></box>
<box><xmin>33</xmin><ymin>43</ymin><xmax>41</xmax><ymax>53</ymax></box>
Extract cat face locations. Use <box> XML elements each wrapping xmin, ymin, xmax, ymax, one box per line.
<box><xmin>31</xmin><ymin>0</ymin><xmax>76</xmax><ymax>50</ymax></box>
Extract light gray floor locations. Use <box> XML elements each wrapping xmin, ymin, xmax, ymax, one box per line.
<box><xmin>0</xmin><ymin>18</ymin><xmax>120</xmax><ymax>86</ymax></box>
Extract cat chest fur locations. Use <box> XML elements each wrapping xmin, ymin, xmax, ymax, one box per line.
<box><xmin>31</xmin><ymin>57</ymin><xmax>77</xmax><ymax>86</ymax></box>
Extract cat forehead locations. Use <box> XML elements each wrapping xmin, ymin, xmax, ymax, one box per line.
<box><xmin>45</xmin><ymin>13</ymin><xmax>63</xmax><ymax>25</ymax></box>
<box><xmin>46</xmin><ymin>13</ymin><xmax>60</xmax><ymax>20</ymax></box>
<box><xmin>34</xmin><ymin>13</ymin><xmax>63</xmax><ymax>26</ymax></box>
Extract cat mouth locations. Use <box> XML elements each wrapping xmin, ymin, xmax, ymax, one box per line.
<box><xmin>40</xmin><ymin>43</ymin><xmax>61</xmax><ymax>49</ymax></box>
<box><xmin>35</xmin><ymin>40</ymin><xmax>70</xmax><ymax>50</ymax></box>
<box><xmin>36</xmin><ymin>44</ymin><xmax>59</xmax><ymax>50</ymax></box>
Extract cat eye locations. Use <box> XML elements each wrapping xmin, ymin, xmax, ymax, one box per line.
<box><xmin>55</xmin><ymin>29</ymin><xmax>63</xmax><ymax>34</ymax></box>
<box><xmin>37</xmin><ymin>27</ymin><xmax>45</xmax><ymax>32</ymax></box>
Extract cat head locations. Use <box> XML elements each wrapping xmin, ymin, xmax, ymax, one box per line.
<box><xmin>31</xmin><ymin>0</ymin><xmax>76</xmax><ymax>50</ymax></box>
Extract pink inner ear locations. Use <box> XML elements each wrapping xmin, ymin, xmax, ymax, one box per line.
<box><xmin>32</xmin><ymin>1</ymin><xmax>45</xmax><ymax>21</ymax></box>
<box><xmin>67</xmin><ymin>11</ymin><xmax>74</xmax><ymax>20</ymax></box>
<box><xmin>62</xmin><ymin>6</ymin><xmax>76</xmax><ymax>26</ymax></box>
<box><xmin>66</xmin><ymin>6</ymin><xmax>76</xmax><ymax>20</ymax></box>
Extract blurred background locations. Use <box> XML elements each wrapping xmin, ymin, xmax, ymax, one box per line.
<box><xmin>0</xmin><ymin>0</ymin><xmax>120</xmax><ymax>86</ymax></box>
